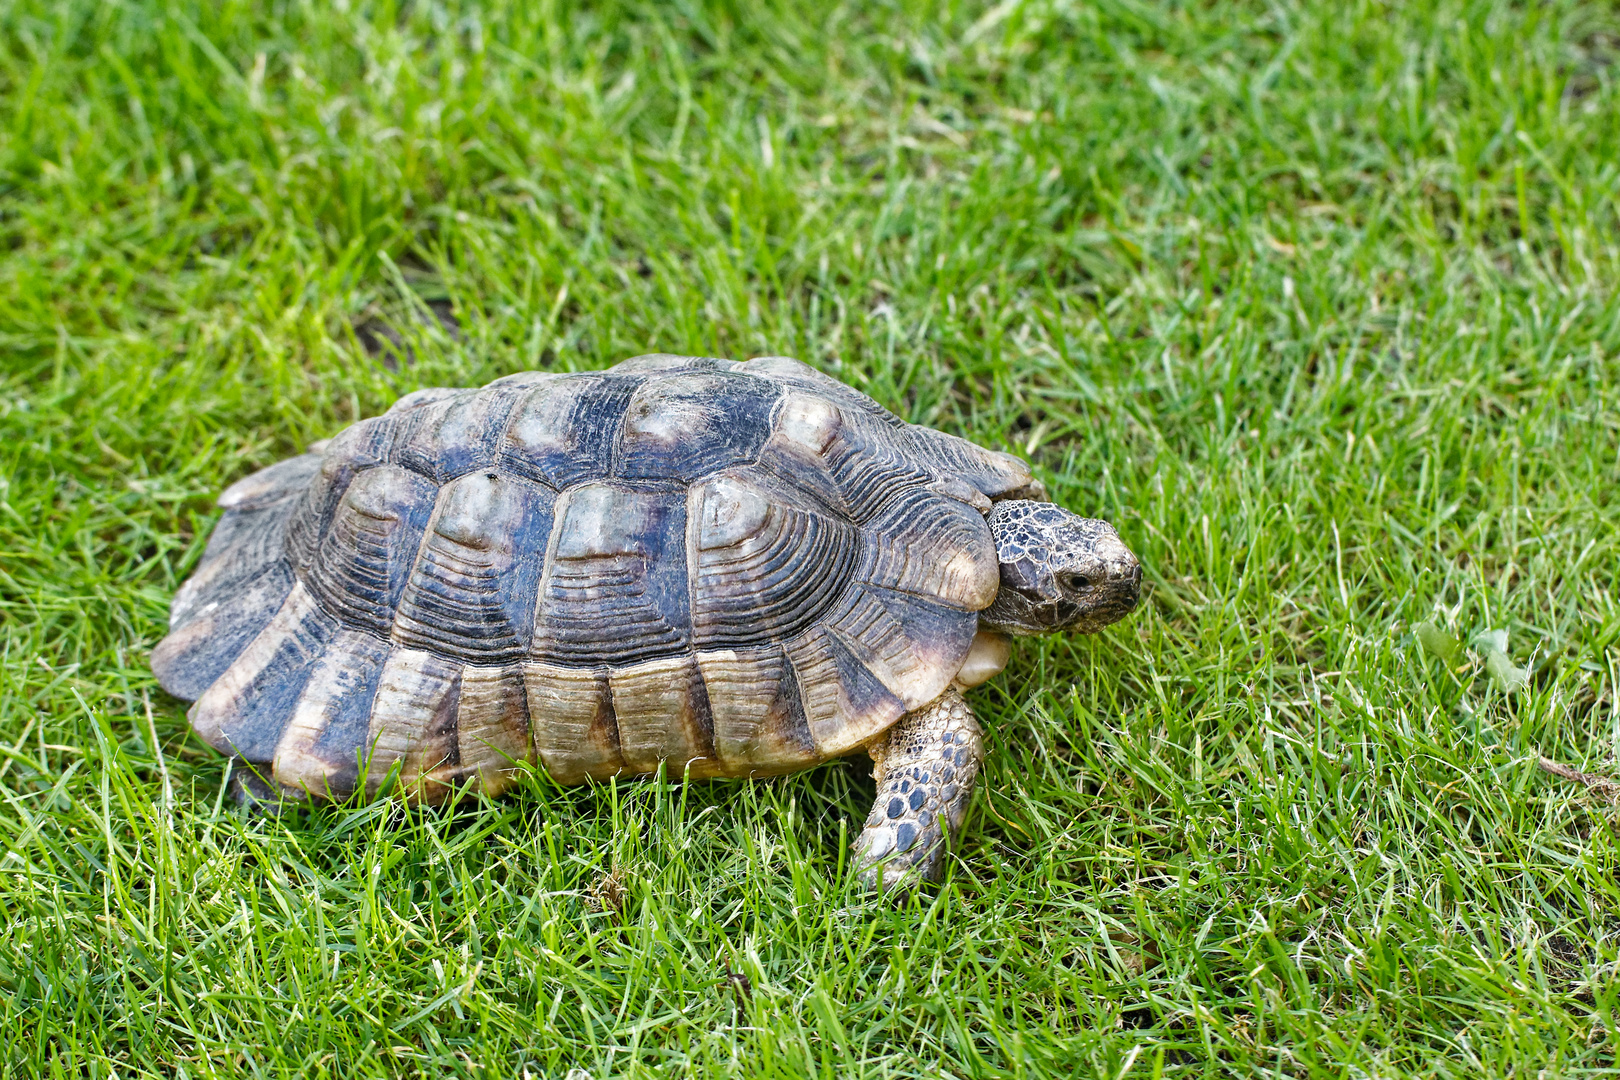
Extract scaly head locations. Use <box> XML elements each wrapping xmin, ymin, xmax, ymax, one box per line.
<box><xmin>979</xmin><ymin>501</ymin><xmax>1141</xmax><ymax>635</ymax></box>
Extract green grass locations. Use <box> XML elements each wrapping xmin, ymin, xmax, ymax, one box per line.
<box><xmin>2</xmin><ymin>0</ymin><xmax>1619</xmax><ymax>1075</ymax></box>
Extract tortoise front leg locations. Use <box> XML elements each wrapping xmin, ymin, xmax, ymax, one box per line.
<box><xmin>854</xmin><ymin>688</ymin><xmax>984</xmax><ymax>891</ymax></box>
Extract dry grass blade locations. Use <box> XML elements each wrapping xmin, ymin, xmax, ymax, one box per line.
<box><xmin>1538</xmin><ymin>757</ymin><xmax>1620</xmax><ymax>805</ymax></box>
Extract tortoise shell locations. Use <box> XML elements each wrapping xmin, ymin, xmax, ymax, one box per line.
<box><xmin>152</xmin><ymin>354</ymin><xmax>1036</xmax><ymax>801</ymax></box>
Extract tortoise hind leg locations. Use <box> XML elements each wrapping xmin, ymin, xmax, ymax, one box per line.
<box><xmin>854</xmin><ymin>688</ymin><xmax>983</xmax><ymax>891</ymax></box>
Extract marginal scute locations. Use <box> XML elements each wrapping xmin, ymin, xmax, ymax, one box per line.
<box><xmin>609</xmin><ymin>655</ymin><xmax>721</xmax><ymax>777</ymax></box>
<box><xmin>170</xmin><ymin>503</ymin><xmax>290</xmax><ymax>627</ymax></box>
<box><xmin>822</xmin><ymin>586</ymin><xmax>955</xmax><ymax>711</ymax></box>
<box><xmin>391</xmin><ymin>471</ymin><xmax>553</xmax><ymax>663</ymax></box>
<box><xmin>780</xmin><ymin>579</ymin><xmax>976</xmax><ymax>747</ymax></box>
<box><xmin>188</xmin><ymin>582</ymin><xmax>339</xmax><ymax>763</ymax></box>
<box><xmin>864</xmin><ymin>586</ymin><xmax>980</xmax><ymax>697</ymax></box>
<box><xmin>364</xmin><ymin>647</ymin><xmax>463</xmax><ymax>799</ymax></box>
<box><xmin>522</xmin><ymin>662</ymin><xmax>623</xmax><ymax>783</ymax></box>
<box><xmin>785</xmin><ymin>626</ymin><xmax>908</xmax><ymax>756</ymax></box>
<box><xmin>695</xmin><ymin>647</ymin><xmax>818</xmax><ymax>772</ymax></box>
<box><xmin>152</xmin><ymin>562</ymin><xmax>296</xmax><ymax>701</ymax></box>
<box><xmin>170</xmin><ymin>463</ymin><xmax>300</xmax><ymax>660</ymax></box>
<box><xmin>452</xmin><ymin>666</ymin><xmax>533</xmax><ymax>796</ymax></box>
<box><xmin>272</xmin><ymin>629</ymin><xmax>390</xmax><ymax>797</ymax></box>
<box><xmin>616</xmin><ymin>372</ymin><xmax>780</xmax><ymax>482</ymax></box>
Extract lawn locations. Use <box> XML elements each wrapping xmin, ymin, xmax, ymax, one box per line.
<box><xmin>2</xmin><ymin>0</ymin><xmax>1619</xmax><ymax>1075</ymax></box>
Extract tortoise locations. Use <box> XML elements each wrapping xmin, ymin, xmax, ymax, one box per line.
<box><xmin>152</xmin><ymin>354</ymin><xmax>1141</xmax><ymax>888</ymax></box>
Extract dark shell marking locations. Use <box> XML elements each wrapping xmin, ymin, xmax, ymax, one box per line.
<box><xmin>153</xmin><ymin>355</ymin><xmax>1032</xmax><ymax>802</ymax></box>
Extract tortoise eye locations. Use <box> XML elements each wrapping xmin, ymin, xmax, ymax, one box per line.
<box><xmin>1061</xmin><ymin>573</ymin><xmax>1092</xmax><ymax>592</ymax></box>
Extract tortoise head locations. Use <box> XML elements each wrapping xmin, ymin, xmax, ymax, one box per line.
<box><xmin>979</xmin><ymin>501</ymin><xmax>1141</xmax><ymax>636</ymax></box>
